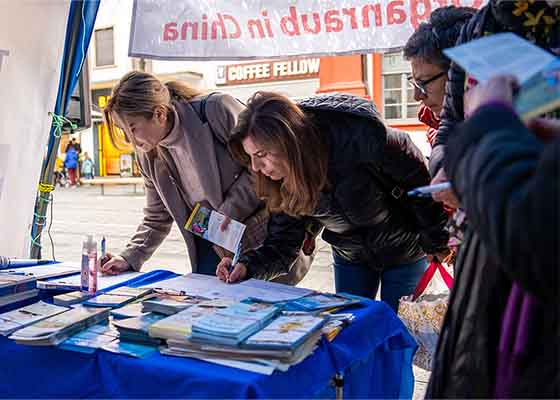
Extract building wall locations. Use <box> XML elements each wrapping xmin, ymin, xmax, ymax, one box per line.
<box><xmin>87</xmin><ymin>0</ymin><xmax>430</xmax><ymax>176</ymax></box>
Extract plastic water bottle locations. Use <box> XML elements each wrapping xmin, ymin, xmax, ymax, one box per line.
<box><xmin>80</xmin><ymin>235</ymin><xmax>97</xmax><ymax>293</ymax></box>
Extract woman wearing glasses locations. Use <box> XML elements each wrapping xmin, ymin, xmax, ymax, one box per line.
<box><xmin>217</xmin><ymin>91</ymin><xmax>450</xmax><ymax>312</ymax></box>
<box><xmin>404</xmin><ymin>6</ymin><xmax>476</xmax><ymax>151</ymax></box>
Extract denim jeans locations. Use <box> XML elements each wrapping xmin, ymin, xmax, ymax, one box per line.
<box><xmin>194</xmin><ymin>237</ymin><xmax>221</xmax><ymax>276</ymax></box>
<box><xmin>333</xmin><ymin>254</ymin><xmax>428</xmax><ymax>312</ymax></box>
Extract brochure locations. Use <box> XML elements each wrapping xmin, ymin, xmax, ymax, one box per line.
<box><xmin>0</xmin><ymin>301</ymin><xmax>69</xmax><ymax>336</ymax></box>
<box><xmin>185</xmin><ymin>203</ymin><xmax>245</xmax><ymax>254</ymax></box>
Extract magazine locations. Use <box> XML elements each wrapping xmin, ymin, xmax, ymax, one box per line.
<box><xmin>184</xmin><ymin>203</ymin><xmax>245</xmax><ymax>254</ymax></box>
<box><xmin>0</xmin><ymin>301</ymin><xmax>69</xmax><ymax>336</ymax></box>
<box><xmin>443</xmin><ymin>33</ymin><xmax>560</xmax><ymax>121</ymax></box>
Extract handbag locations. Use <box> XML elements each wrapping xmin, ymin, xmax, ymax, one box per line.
<box><xmin>398</xmin><ymin>261</ymin><xmax>453</xmax><ymax>370</ymax></box>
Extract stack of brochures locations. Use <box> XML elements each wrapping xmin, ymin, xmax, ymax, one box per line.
<box><xmin>53</xmin><ymin>291</ymin><xmax>93</xmax><ymax>306</ymax></box>
<box><xmin>288</xmin><ymin>293</ymin><xmax>360</xmax><ymax>311</ymax></box>
<box><xmin>110</xmin><ymin>302</ymin><xmax>148</xmax><ymax>319</ymax></box>
<box><xmin>190</xmin><ymin>301</ymin><xmax>279</xmax><ymax>346</ymax></box>
<box><xmin>112</xmin><ymin>313</ymin><xmax>167</xmax><ymax>346</ymax></box>
<box><xmin>141</xmin><ymin>293</ymin><xmax>202</xmax><ymax>315</ymax></box>
<box><xmin>84</xmin><ymin>286</ymin><xmax>153</xmax><ymax>308</ymax></box>
<box><xmin>59</xmin><ymin>322</ymin><xmax>158</xmax><ymax>358</ymax></box>
<box><xmin>9</xmin><ymin>305</ymin><xmax>110</xmax><ymax>346</ymax></box>
<box><xmin>148</xmin><ymin>300</ymin><xmax>235</xmax><ymax>341</ymax></box>
<box><xmin>0</xmin><ymin>274</ymin><xmax>38</xmax><ymax>308</ymax></box>
<box><xmin>161</xmin><ymin>311</ymin><xmax>327</xmax><ymax>373</ymax></box>
<box><xmin>0</xmin><ymin>301</ymin><xmax>69</xmax><ymax>336</ymax></box>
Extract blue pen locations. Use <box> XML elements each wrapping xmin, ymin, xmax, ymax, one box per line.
<box><xmin>228</xmin><ymin>243</ymin><xmax>241</xmax><ymax>282</ymax></box>
<box><xmin>101</xmin><ymin>236</ymin><xmax>107</xmax><ymax>261</ymax></box>
<box><xmin>407</xmin><ymin>182</ymin><xmax>451</xmax><ymax>197</ymax></box>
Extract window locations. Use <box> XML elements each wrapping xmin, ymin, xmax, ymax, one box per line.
<box><xmin>382</xmin><ymin>52</ymin><xmax>420</xmax><ymax>121</ymax></box>
<box><xmin>94</xmin><ymin>27</ymin><xmax>114</xmax><ymax>67</ymax></box>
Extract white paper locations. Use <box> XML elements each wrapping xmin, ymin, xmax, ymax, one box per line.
<box><xmin>37</xmin><ymin>271</ymin><xmax>144</xmax><ymax>291</ymax></box>
<box><xmin>443</xmin><ymin>33</ymin><xmax>556</xmax><ymax>84</ymax></box>
<box><xmin>1</xmin><ymin>262</ymin><xmax>80</xmax><ymax>279</ymax></box>
<box><xmin>142</xmin><ymin>273</ymin><xmax>314</xmax><ymax>303</ymax></box>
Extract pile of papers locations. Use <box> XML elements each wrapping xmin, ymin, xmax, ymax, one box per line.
<box><xmin>191</xmin><ymin>302</ymin><xmax>279</xmax><ymax>346</ymax></box>
<box><xmin>141</xmin><ymin>292</ymin><xmax>202</xmax><ymax>315</ymax></box>
<box><xmin>9</xmin><ymin>305</ymin><xmax>110</xmax><ymax>346</ymax></box>
<box><xmin>112</xmin><ymin>313</ymin><xmax>166</xmax><ymax>346</ymax></box>
<box><xmin>84</xmin><ymin>286</ymin><xmax>153</xmax><ymax>308</ymax></box>
<box><xmin>0</xmin><ymin>301</ymin><xmax>69</xmax><ymax>336</ymax></box>
<box><xmin>0</xmin><ymin>274</ymin><xmax>38</xmax><ymax>307</ymax></box>
<box><xmin>59</xmin><ymin>322</ymin><xmax>157</xmax><ymax>358</ymax></box>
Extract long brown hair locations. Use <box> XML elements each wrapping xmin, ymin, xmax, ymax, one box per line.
<box><xmin>229</xmin><ymin>92</ymin><xmax>329</xmax><ymax>217</ymax></box>
<box><xmin>102</xmin><ymin>70</ymin><xmax>203</xmax><ymax>150</ymax></box>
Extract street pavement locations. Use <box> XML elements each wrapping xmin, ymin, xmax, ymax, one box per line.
<box><xmin>41</xmin><ymin>184</ymin><xmax>429</xmax><ymax>398</ymax></box>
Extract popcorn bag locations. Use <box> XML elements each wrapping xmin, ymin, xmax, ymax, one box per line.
<box><xmin>398</xmin><ymin>261</ymin><xmax>453</xmax><ymax>370</ymax></box>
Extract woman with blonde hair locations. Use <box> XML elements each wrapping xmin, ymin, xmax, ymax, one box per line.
<box><xmin>100</xmin><ymin>71</ymin><xmax>311</xmax><ymax>283</ymax></box>
<box><xmin>217</xmin><ymin>91</ymin><xmax>450</xmax><ymax>312</ymax></box>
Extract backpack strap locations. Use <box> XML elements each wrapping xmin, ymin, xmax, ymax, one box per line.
<box><xmin>189</xmin><ymin>92</ymin><xmax>227</xmax><ymax>146</ymax></box>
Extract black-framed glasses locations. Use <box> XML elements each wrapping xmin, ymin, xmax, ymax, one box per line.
<box><xmin>407</xmin><ymin>71</ymin><xmax>446</xmax><ymax>96</ymax></box>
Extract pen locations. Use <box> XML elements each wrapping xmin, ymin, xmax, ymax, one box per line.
<box><xmin>228</xmin><ymin>243</ymin><xmax>241</xmax><ymax>283</ymax></box>
<box><xmin>407</xmin><ymin>182</ymin><xmax>451</xmax><ymax>197</ymax></box>
<box><xmin>101</xmin><ymin>236</ymin><xmax>107</xmax><ymax>261</ymax></box>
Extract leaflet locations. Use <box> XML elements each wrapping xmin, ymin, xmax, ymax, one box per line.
<box><xmin>0</xmin><ymin>301</ymin><xmax>69</xmax><ymax>336</ymax></box>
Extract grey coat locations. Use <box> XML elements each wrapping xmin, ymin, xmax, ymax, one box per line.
<box><xmin>120</xmin><ymin>93</ymin><xmax>261</xmax><ymax>271</ymax></box>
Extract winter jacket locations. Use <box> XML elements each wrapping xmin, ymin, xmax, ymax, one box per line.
<box><xmin>429</xmin><ymin>3</ymin><xmax>560</xmax><ymax>176</ymax></box>
<box><xmin>64</xmin><ymin>149</ymin><xmax>78</xmax><ymax>169</ymax></box>
<box><xmin>427</xmin><ymin>104</ymin><xmax>559</xmax><ymax>397</ymax></box>
<box><xmin>240</xmin><ymin>94</ymin><xmax>449</xmax><ymax>281</ymax></box>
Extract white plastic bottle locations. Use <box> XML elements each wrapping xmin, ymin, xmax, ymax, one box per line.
<box><xmin>80</xmin><ymin>235</ymin><xmax>97</xmax><ymax>294</ymax></box>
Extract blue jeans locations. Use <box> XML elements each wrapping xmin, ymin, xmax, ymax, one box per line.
<box><xmin>333</xmin><ymin>254</ymin><xmax>428</xmax><ymax>312</ymax></box>
<box><xmin>194</xmin><ymin>237</ymin><xmax>221</xmax><ymax>276</ymax></box>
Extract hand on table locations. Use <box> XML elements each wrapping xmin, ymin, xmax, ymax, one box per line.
<box><xmin>216</xmin><ymin>257</ymin><xmax>247</xmax><ymax>284</ymax></box>
<box><xmin>100</xmin><ymin>253</ymin><xmax>131</xmax><ymax>275</ymax></box>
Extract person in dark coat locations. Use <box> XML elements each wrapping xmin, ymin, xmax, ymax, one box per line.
<box><xmin>216</xmin><ymin>92</ymin><xmax>449</xmax><ymax>312</ymax></box>
<box><xmin>427</xmin><ymin>76</ymin><xmax>559</xmax><ymax>397</ymax></box>
<box><xmin>429</xmin><ymin>0</ymin><xmax>559</xmax><ymax>207</ymax></box>
<box><xmin>404</xmin><ymin>5</ymin><xmax>476</xmax><ymax>152</ymax></box>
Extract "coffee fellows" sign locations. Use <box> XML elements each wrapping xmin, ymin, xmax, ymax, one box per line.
<box><xmin>216</xmin><ymin>57</ymin><xmax>320</xmax><ymax>85</ymax></box>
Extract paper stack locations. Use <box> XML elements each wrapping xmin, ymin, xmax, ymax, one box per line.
<box><xmin>191</xmin><ymin>302</ymin><xmax>279</xmax><ymax>346</ymax></box>
<box><xmin>84</xmin><ymin>286</ymin><xmax>153</xmax><ymax>308</ymax></box>
<box><xmin>142</xmin><ymin>293</ymin><xmax>202</xmax><ymax>315</ymax></box>
<box><xmin>0</xmin><ymin>301</ymin><xmax>69</xmax><ymax>336</ymax></box>
<box><xmin>148</xmin><ymin>301</ymin><xmax>232</xmax><ymax>341</ymax></box>
<box><xmin>0</xmin><ymin>274</ymin><xmax>38</xmax><ymax>307</ymax></box>
<box><xmin>9</xmin><ymin>305</ymin><xmax>110</xmax><ymax>346</ymax></box>
<box><xmin>112</xmin><ymin>313</ymin><xmax>166</xmax><ymax>346</ymax></box>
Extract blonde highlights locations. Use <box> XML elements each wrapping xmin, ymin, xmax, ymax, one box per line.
<box><xmin>102</xmin><ymin>71</ymin><xmax>202</xmax><ymax>150</ymax></box>
<box><xmin>229</xmin><ymin>92</ymin><xmax>329</xmax><ymax>217</ymax></box>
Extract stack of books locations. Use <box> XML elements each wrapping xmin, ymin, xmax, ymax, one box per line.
<box><xmin>0</xmin><ymin>301</ymin><xmax>69</xmax><ymax>336</ymax></box>
<box><xmin>190</xmin><ymin>302</ymin><xmax>279</xmax><ymax>346</ymax></box>
<box><xmin>9</xmin><ymin>305</ymin><xmax>110</xmax><ymax>346</ymax></box>
<box><xmin>112</xmin><ymin>313</ymin><xmax>167</xmax><ymax>346</ymax></box>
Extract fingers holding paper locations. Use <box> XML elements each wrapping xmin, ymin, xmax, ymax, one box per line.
<box><xmin>216</xmin><ymin>257</ymin><xmax>247</xmax><ymax>284</ymax></box>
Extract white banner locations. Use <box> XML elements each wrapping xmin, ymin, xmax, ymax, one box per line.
<box><xmin>0</xmin><ymin>1</ymin><xmax>70</xmax><ymax>257</ymax></box>
<box><xmin>130</xmin><ymin>0</ymin><xmax>484</xmax><ymax>61</ymax></box>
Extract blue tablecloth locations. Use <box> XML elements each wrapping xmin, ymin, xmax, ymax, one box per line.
<box><xmin>0</xmin><ymin>274</ymin><xmax>416</xmax><ymax>398</ymax></box>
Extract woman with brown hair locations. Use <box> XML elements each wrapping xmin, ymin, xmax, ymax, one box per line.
<box><xmin>99</xmin><ymin>71</ymin><xmax>311</xmax><ymax>283</ymax></box>
<box><xmin>217</xmin><ymin>91</ymin><xmax>450</xmax><ymax>312</ymax></box>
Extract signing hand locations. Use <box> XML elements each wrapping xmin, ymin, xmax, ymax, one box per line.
<box><xmin>100</xmin><ymin>253</ymin><xmax>131</xmax><ymax>275</ymax></box>
<box><xmin>431</xmin><ymin>169</ymin><xmax>460</xmax><ymax>209</ymax></box>
<box><xmin>216</xmin><ymin>257</ymin><xmax>247</xmax><ymax>284</ymax></box>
